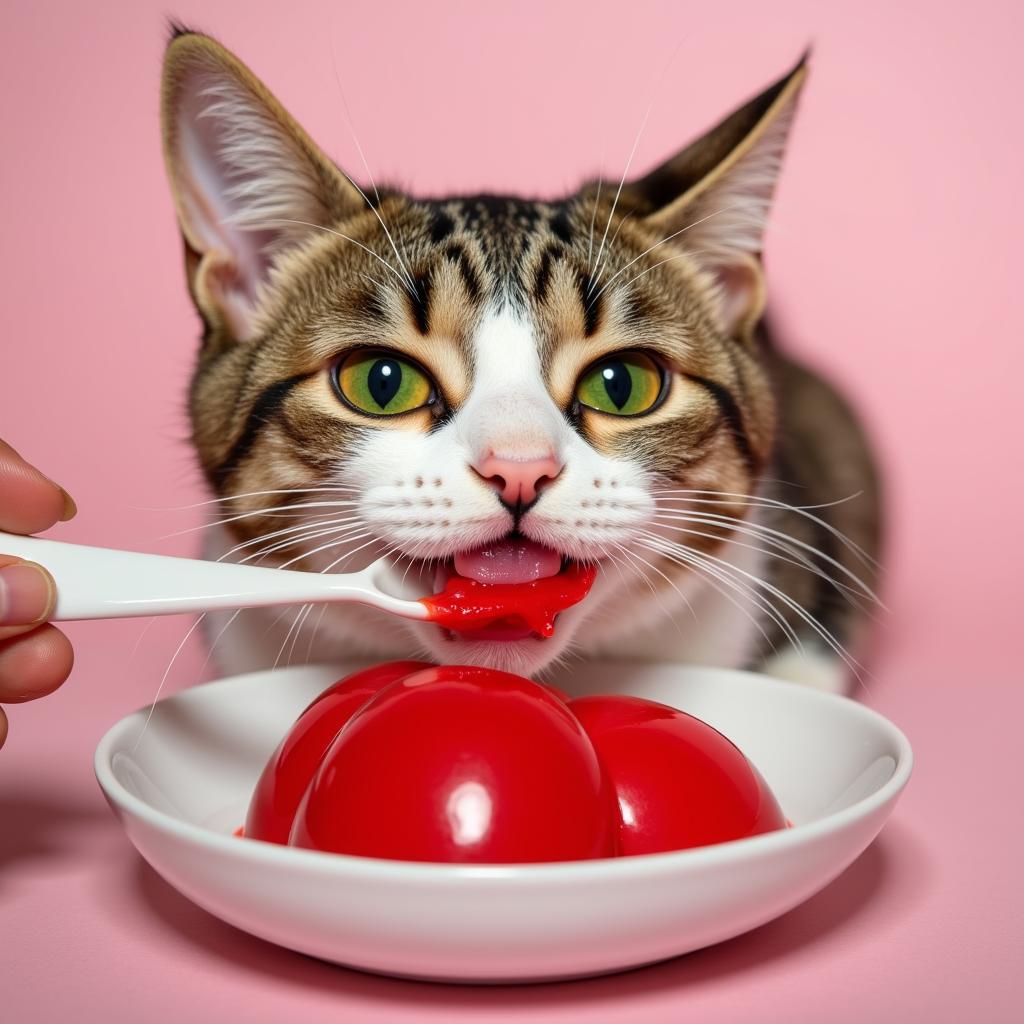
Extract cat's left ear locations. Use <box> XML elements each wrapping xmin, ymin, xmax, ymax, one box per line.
<box><xmin>627</xmin><ymin>56</ymin><xmax>807</xmax><ymax>341</ymax></box>
<box><xmin>161</xmin><ymin>30</ymin><xmax>366</xmax><ymax>342</ymax></box>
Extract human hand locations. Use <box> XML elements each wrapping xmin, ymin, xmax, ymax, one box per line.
<box><xmin>0</xmin><ymin>439</ymin><xmax>76</xmax><ymax>749</ymax></box>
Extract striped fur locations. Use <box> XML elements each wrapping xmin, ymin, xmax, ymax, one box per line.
<box><xmin>162</xmin><ymin>31</ymin><xmax>881</xmax><ymax>691</ymax></box>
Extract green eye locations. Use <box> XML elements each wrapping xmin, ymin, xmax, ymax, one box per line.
<box><xmin>336</xmin><ymin>349</ymin><xmax>435</xmax><ymax>416</ymax></box>
<box><xmin>575</xmin><ymin>352</ymin><xmax>664</xmax><ymax>416</ymax></box>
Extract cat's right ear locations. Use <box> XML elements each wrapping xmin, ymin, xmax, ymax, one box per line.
<box><xmin>161</xmin><ymin>30</ymin><xmax>363</xmax><ymax>342</ymax></box>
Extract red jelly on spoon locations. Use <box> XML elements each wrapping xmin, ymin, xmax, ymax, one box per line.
<box><xmin>420</xmin><ymin>538</ymin><xmax>596</xmax><ymax>639</ymax></box>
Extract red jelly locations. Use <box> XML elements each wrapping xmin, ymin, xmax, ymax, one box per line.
<box><xmin>244</xmin><ymin>663</ymin><xmax>786</xmax><ymax>863</ymax></box>
<box><xmin>245</xmin><ymin>661</ymin><xmax>430</xmax><ymax>843</ymax></box>
<box><xmin>290</xmin><ymin>665</ymin><xmax>617</xmax><ymax>863</ymax></box>
<box><xmin>569</xmin><ymin>695</ymin><xmax>787</xmax><ymax>855</ymax></box>
<box><xmin>419</xmin><ymin>562</ymin><xmax>597</xmax><ymax>638</ymax></box>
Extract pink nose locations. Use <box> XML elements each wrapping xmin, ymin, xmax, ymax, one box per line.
<box><xmin>475</xmin><ymin>452</ymin><xmax>564</xmax><ymax>507</ymax></box>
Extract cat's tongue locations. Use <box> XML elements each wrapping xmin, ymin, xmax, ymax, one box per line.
<box><xmin>453</xmin><ymin>539</ymin><xmax>562</xmax><ymax>585</ymax></box>
<box><xmin>424</xmin><ymin>542</ymin><xmax>596</xmax><ymax>639</ymax></box>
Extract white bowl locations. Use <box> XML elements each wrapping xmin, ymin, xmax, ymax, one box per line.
<box><xmin>95</xmin><ymin>662</ymin><xmax>912</xmax><ymax>983</ymax></box>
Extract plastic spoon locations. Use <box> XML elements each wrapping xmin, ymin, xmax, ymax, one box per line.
<box><xmin>0</xmin><ymin>531</ymin><xmax>429</xmax><ymax>623</ymax></box>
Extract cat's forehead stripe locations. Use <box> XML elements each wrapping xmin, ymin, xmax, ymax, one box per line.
<box><xmin>417</xmin><ymin>196</ymin><xmax>576</xmax><ymax>285</ymax></box>
<box><xmin>407</xmin><ymin>195</ymin><xmax>619</xmax><ymax>368</ymax></box>
<box><xmin>439</xmin><ymin>242</ymin><xmax>483</xmax><ymax>303</ymax></box>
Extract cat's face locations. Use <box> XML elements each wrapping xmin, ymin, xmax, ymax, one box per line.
<box><xmin>164</xmin><ymin>32</ymin><xmax>804</xmax><ymax>676</ymax></box>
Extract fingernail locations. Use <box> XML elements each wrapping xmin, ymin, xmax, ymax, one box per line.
<box><xmin>0</xmin><ymin>562</ymin><xmax>55</xmax><ymax>625</ymax></box>
<box><xmin>34</xmin><ymin>470</ymin><xmax>77</xmax><ymax>522</ymax></box>
<box><xmin>59</xmin><ymin>488</ymin><xmax>77</xmax><ymax>522</ymax></box>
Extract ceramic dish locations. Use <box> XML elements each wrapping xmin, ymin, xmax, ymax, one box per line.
<box><xmin>95</xmin><ymin>662</ymin><xmax>912</xmax><ymax>983</ymax></box>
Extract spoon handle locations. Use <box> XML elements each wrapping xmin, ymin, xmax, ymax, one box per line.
<box><xmin>0</xmin><ymin>531</ymin><xmax>427</xmax><ymax>622</ymax></box>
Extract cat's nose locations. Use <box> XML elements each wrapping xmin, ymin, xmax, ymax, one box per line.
<box><xmin>474</xmin><ymin>452</ymin><xmax>564</xmax><ymax>508</ymax></box>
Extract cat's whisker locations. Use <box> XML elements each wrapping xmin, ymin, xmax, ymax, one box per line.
<box><xmin>597</xmin><ymin>544</ymin><xmax>636</xmax><ymax>600</ymax></box>
<box><xmin>585</xmin><ymin>173</ymin><xmax>604</xmax><ymax>275</ymax></box>
<box><xmin>612</xmin><ymin>542</ymin><xmax>697</xmax><ymax>622</ymax></box>
<box><xmin>304</xmin><ymin>601</ymin><xmax>331</xmax><ymax>664</ymax></box>
<box><xmin>286</xmin><ymin>602</ymin><xmax>319</xmax><ymax>668</ymax></box>
<box><xmin>640</xmin><ymin>528</ymin><xmax>797</xmax><ymax>631</ymax></box>
<box><xmin>298</xmin><ymin>533</ymin><xmax>408</xmax><ymax>665</ymax></box>
<box><xmin>132</xmin><ymin>612</ymin><xmax>208</xmax><ymax>752</ymax></box>
<box><xmin>208</xmin><ymin>522</ymin><xmax>369</xmax><ymax>596</ymax></box>
<box><xmin>635</xmin><ymin>537</ymin><xmax>798</xmax><ymax>656</ymax></box>
<box><xmin>196</xmin><ymin>608</ymin><xmax>245</xmax><ymax>680</ymax></box>
<box><xmin>272</xmin><ymin>530</ymin><xmax>378</xmax><ymax>572</ymax></box>
<box><xmin>244</xmin><ymin>523</ymin><xmax>369</xmax><ymax>567</ymax></box>
<box><xmin>652</xmin><ymin>488</ymin><xmax>859</xmax><ymax>515</ymax></box>
<box><xmin>219</xmin><ymin>514</ymin><xmax>366</xmax><ymax>562</ymax></box>
<box><xmin>587</xmin><ymin>205</ymin><xmax>738</xmax><ymax>309</ymax></box>
<box><xmin>609</xmin><ymin>543</ymin><xmax>692</xmax><ymax>641</ymax></box>
<box><xmin>274</xmin><ymin>602</ymin><xmax>312</xmax><ymax>670</ymax></box>
<box><xmin>588</xmin><ymin>93</ymin><xmax>656</xmax><ymax>294</ymax></box>
<box><xmin>651</xmin><ymin>488</ymin><xmax>878</xmax><ymax>569</ymax></box>
<box><xmin>601</xmin><ymin>210</ymin><xmax>636</xmax><ymax>269</ymax></box>
<box><xmin>636</xmin><ymin>531</ymin><xmax>867</xmax><ymax>685</ymax></box>
<box><xmin>260</xmin><ymin>526</ymin><xmax>374</xmax><ymax>571</ymax></box>
<box><xmin>157</xmin><ymin>509</ymin><xmax>354</xmax><ymax>546</ymax></box>
<box><xmin>333</xmin><ymin>168</ymin><xmax>418</xmax><ymax>294</ymax></box>
<box><xmin>204</xmin><ymin>522</ymin><xmax>363</xmax><ymax>575</ymax></box>
<box><xmin>219</xmin><ymin>508</ymin><xmax>363</xmax><ymax>545</ymax></box>
<box><xmin>357</xmin><ymin>271</ymin><xmax>393</xmax><ymax>295</ymax></box>
<box><xmin>134</xmin><ymin>485</ymin><xmax>360</xmax><ymax>514</ymax></box>
<box><xmin>327</xmin><ymin>44</ymin><xmax>418</xmax><ymax>292</ymax></box>
<box><xmin>127</xmin><ymin>615</ymin><xmax>159</xmax><ymax>666</ymax></box>
<box><xmin>652</xmin><ymin>506</ymin><xmax>882</xmax><ymax>604</ymax></box>
<box><xmin>585</xmin><ymin>547</ymin><xmax>660</xmax><ymax>641</ymax></box>
<box><xmin>605</xmin><ymin>248</ymin><xmax>712</xmax><ymax>297</ymax></box>
<box><xmin>329</xmin><ymin>41</ymin><xmax>381</xmax><ymax>210</ymax></box>
<box><xmin>399</xmin><ymin>554</ymin><xmax>419</xmax><ymax>590</ymax></box>
<box><xmin>651</xmin><ymin>486</ymin><xmax>861</xmax><ymax>515</ymax></box>
<box><xmin>651</xmin><ymin>510</ymin><xmax>880</xmax><ymax>609</ymax></box>
<box><xmin>272</xmin><ymin>527</ymin><xmax>394</xmax><ymax>668</ymax></box>
<box><xmin>650</xmin><ymin>515</ymin><xmax>872</xmax><ymax>612</ymax></box>
<box><xmin>605</xmin><ymin>542</ymin><xmax>660</xmax><ymax>601</ymax></box>
<box><xmin>216</xmin><ymin>485</ymin><xmax>361</xmax><ymax>499</ymax></box>
<box><xmin>262</xmin><ymin>602</ymin><xmax>307</xmax><ymax>636</ymax></box>
<box><xmin>630</xmin><ymin>534</ymin><xmax>785</xmax><ymax>653</ymax></box>
<box><xmin>264</xmin><ymin>218</ymin><xmax>417</xmax><ymax>298</ymax></box>
<box><xmin>215</xmin><ymin>520</ymin><xmax>372</xmax><ymax>671</ymax></box>
<box><xmin>395</xmin><ymin>550</ymin><xmax>444</xmax><ymax>600</ymax></box>
<box><xmin>336</xmin><ymin>169</ymin><xmax>417</xmax><ymax>291</ymax></box>
<box><xmin>161</xmin><ymin>499</ymin><xmax>362</xmax><ymax>540</ymax></box>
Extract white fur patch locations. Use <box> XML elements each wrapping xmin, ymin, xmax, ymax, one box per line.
<box><xmin>761</xmin><ymin>647</ymin><xmax>848</xmax><ymax>695</ymax></box>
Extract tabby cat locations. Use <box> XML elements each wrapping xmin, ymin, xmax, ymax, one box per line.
<box><xmin>160</xmin><ymin>29</ymin><xmax>881</xmax><ymax>694</ymax></box>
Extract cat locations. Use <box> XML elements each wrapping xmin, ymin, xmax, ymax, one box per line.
<box><xmin>160</xmin><ymin>28</ymin><xmax>881</xmax><ymax>694</ymax></box>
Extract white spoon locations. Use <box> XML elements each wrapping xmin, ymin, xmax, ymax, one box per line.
<box><xmin>0</xmin><ymin>531</ymin><xmax>429</xmax><ymax>623</ymax></box>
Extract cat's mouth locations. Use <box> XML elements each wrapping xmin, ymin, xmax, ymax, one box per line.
<box><xmin>421</xmin><ymin>537</ymin><xmax>597</xmax><ymax>642</ymax></box>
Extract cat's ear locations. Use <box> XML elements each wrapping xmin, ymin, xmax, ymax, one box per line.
<box><xmin>161</xmin><ymin>30</ymin><xmax>364</xmax><ymax>341</ymax></box>
<box><xmin>626</xmin><ymin>56</ymin><xmax>807</xmax><ymax>340</ymax></box>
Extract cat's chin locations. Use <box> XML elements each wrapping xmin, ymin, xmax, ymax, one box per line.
<box><xmin>412</xmin><ymin>627</ymin><xmax>573</xmax><ymax>679</ymax></box>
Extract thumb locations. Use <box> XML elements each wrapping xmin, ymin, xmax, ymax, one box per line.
<box><xmin>0</xmin><ymin>558</ymin><xmax>57</xmax><ymax>640</ymax></box>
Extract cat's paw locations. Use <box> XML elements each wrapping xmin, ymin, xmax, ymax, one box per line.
<box><xmin>759</xmin><ymin>648</ymin><xmax>849</xmax><ymax>695</ymax></box>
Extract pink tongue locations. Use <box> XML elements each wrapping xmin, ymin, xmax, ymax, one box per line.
<box><xmin>454</xmin><ymin>539</ymin><xmax>562</xmax><ymax>585</ymax></box>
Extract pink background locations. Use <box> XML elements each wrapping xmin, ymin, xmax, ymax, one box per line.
<box><xmin>2</xmin><ymin>0</ymin><xmax>1021</xmax><ymax>1019</ymax></box>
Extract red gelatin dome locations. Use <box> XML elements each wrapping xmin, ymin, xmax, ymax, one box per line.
<box><xmin>245</xmin><ymin>661</ymin><xmax>430</xmax><ymax>844</ymax></box>
<box><xmin>290</xmin><ymin>665</ymin><xmax>618</xmax><ymax>863</ymax></box>
<box><xmin>569</xmin><ymin>695</ymin><xmax>786</xmax><ymax>855</ymax></box>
